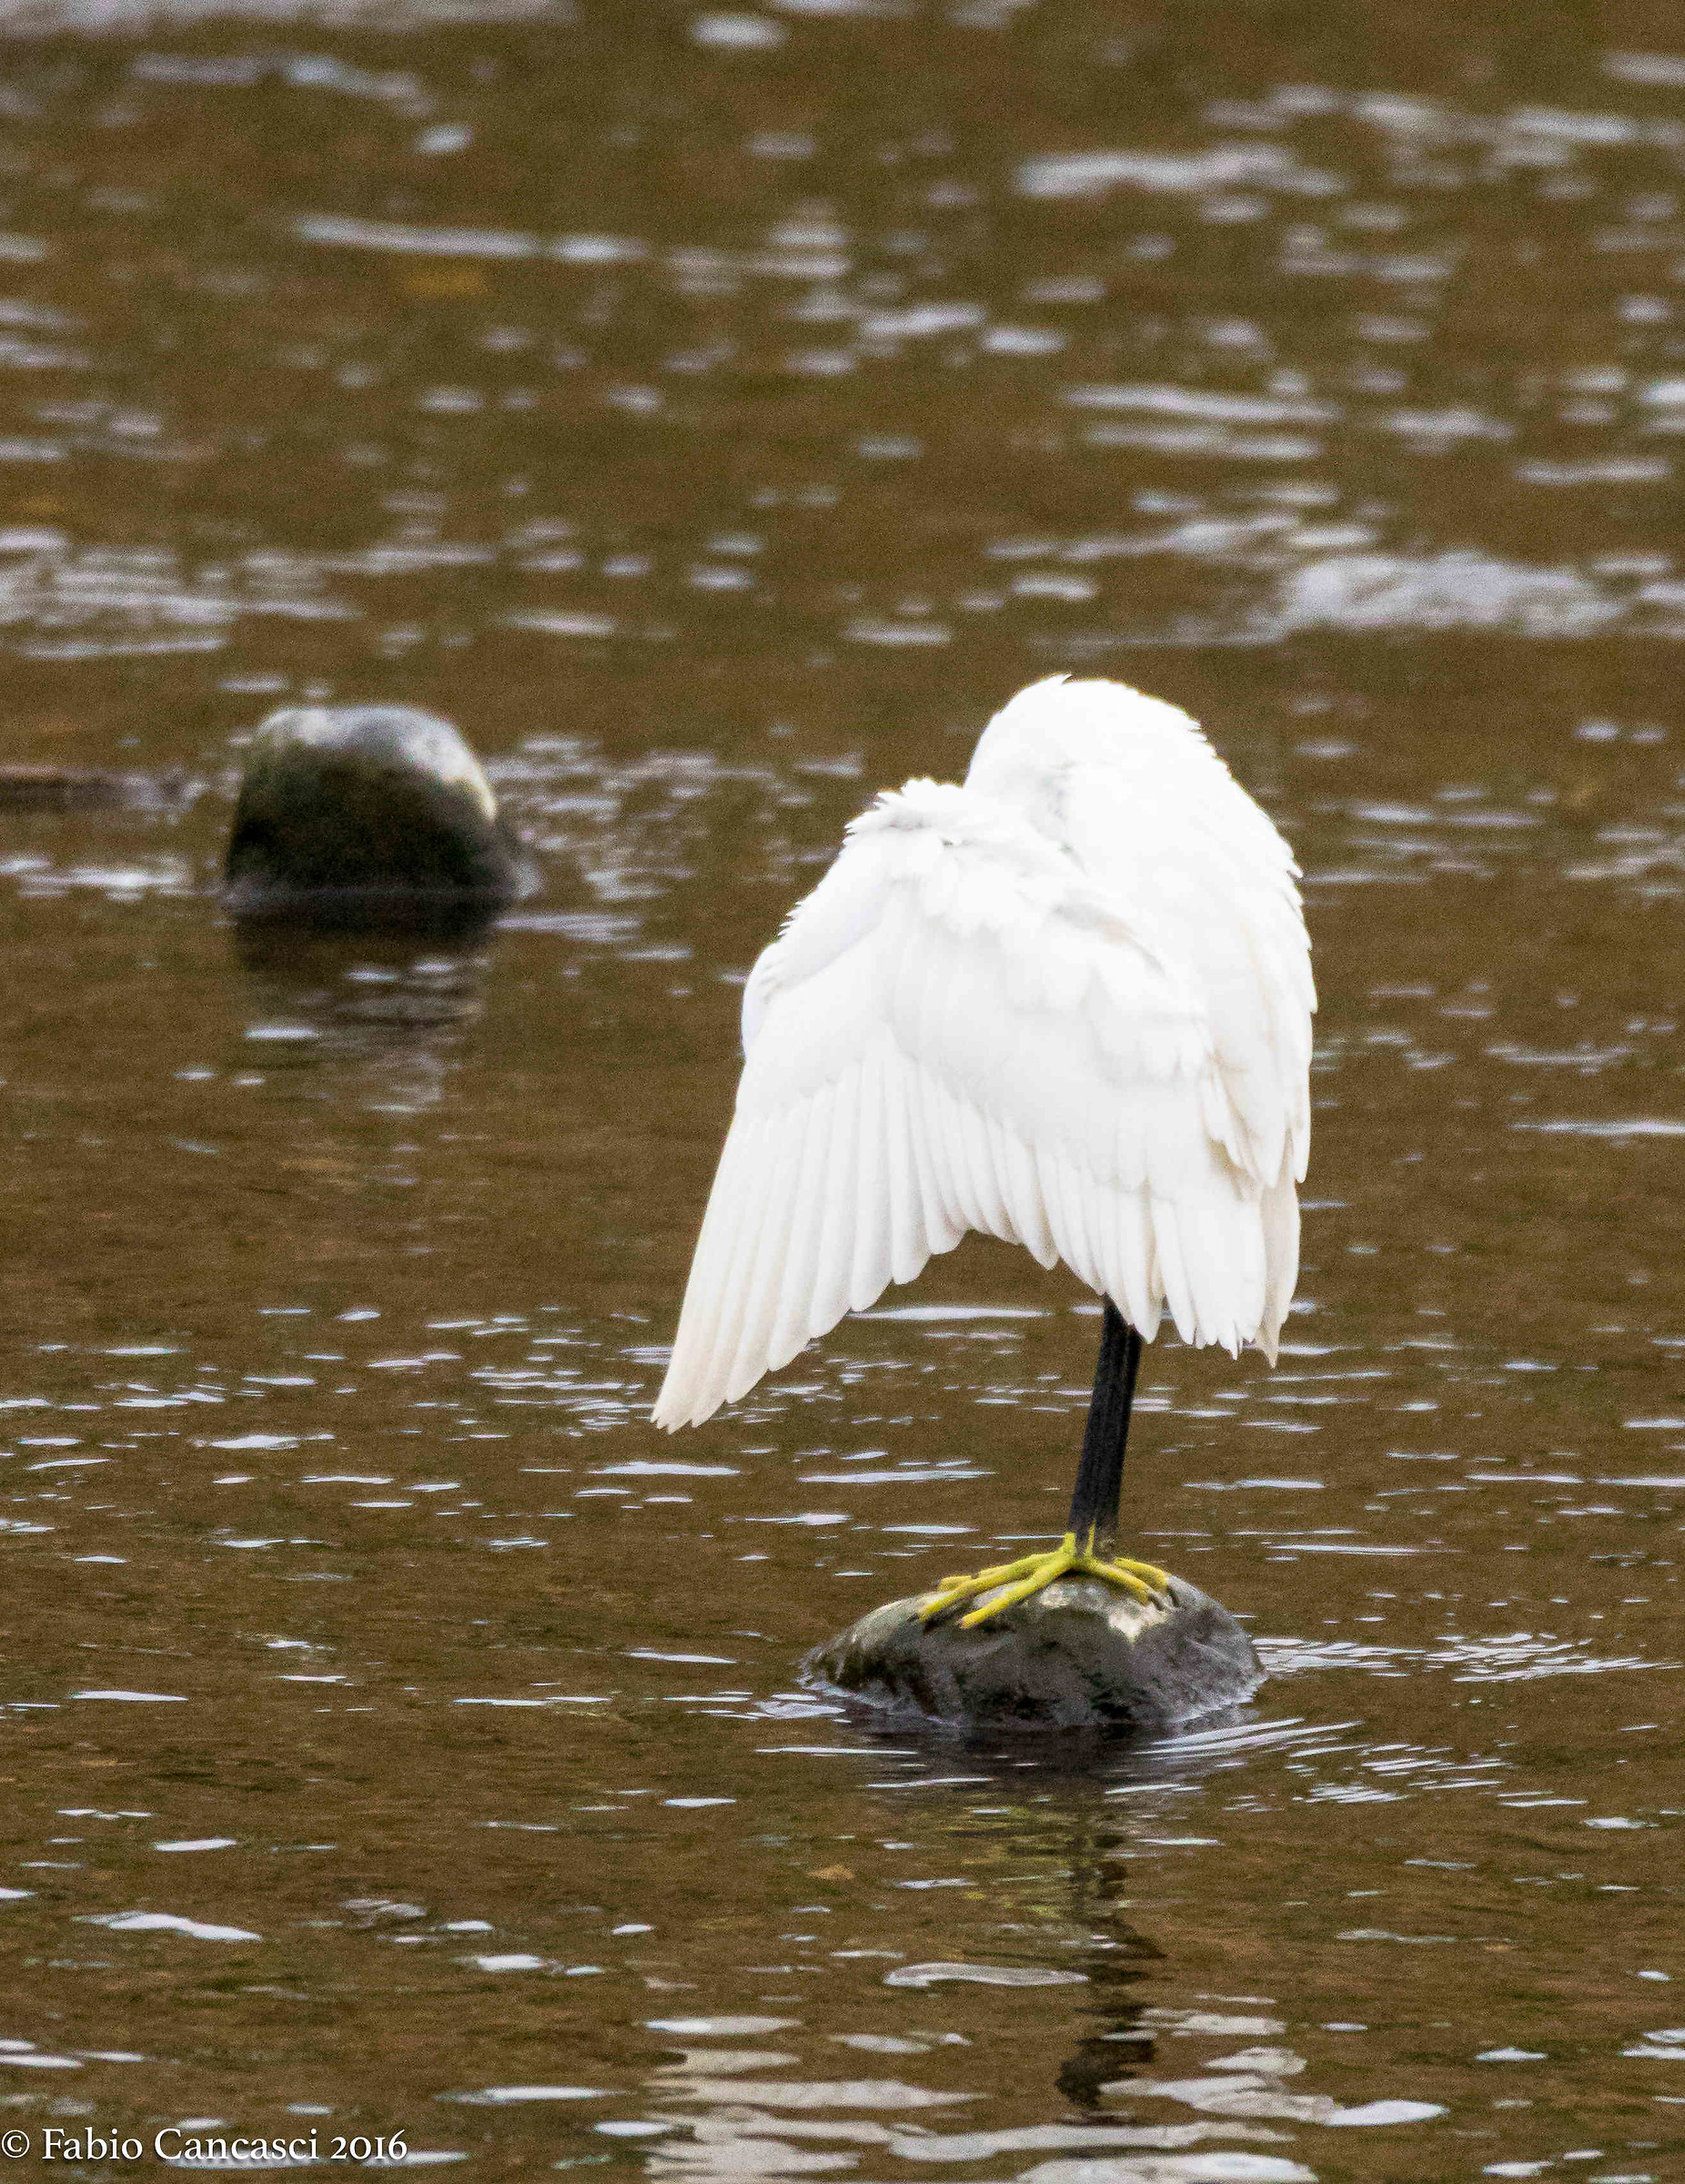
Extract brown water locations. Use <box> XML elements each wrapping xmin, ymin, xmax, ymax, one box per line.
<box><xmin>0</xmin><ymin>2</ymin><xmax>1683</xmax><ymax>2176</ymax></box>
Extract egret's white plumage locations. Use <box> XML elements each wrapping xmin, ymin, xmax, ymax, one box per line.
<box><xmin>653</xmin><ymin>675</ymin><xmax>1314</xmax><ymax>1431</ymax></box>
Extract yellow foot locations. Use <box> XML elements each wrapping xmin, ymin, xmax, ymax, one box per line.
<box><xmin>918</xmin><ymin>1531</ymin><xmax>1174</xmax><ymax>1631</ymax></box>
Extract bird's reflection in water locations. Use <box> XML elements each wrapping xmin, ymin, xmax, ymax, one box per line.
<box><xmin>229</xmin><ymin>925</ymin><xmax>496</xmax><ymax>1116</ymax></box>
<box><xmin>1053</xmin><ymin>1811</ymin><xmax>1164</xmax><ymax>2111</ymax></box>
<box><xmin>874</xmin><ymin>1724</ymin><xmax>1277</xmax><ymax>2116</ymax></box>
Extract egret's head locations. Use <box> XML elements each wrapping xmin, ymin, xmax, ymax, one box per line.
<box><xmin>964</xmin><ymin>674</ymin><xmax>1211</xmax><ymax>837</ymax></box>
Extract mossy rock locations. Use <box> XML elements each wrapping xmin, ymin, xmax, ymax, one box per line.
<box><xmin>224</xmin><ymin>705</ymin><xmax>529</xmax><ymax>931</ymax></box>
<box><xmin>802</xmin><ymin>1572</ymin><xmax>1261</xmax><ymax>1735</ymax></box>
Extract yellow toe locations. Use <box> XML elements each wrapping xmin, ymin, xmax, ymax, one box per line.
<box><xmin>921</xmin><ymin>1533</ymin><xmax>1175</xmax><ymax>1629</ymax></box>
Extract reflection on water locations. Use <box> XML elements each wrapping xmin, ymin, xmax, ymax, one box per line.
<box><xmin>0</xmin><ymin>1</ymin><xmax>1680</xmax><ymax>2178</ymax></box>
<box><xmin>232</xmin><ymin>928</ymin><xmax>494</xmax><ymax>1113</ymax></box>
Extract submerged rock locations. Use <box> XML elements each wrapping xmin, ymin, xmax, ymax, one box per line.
<box><xmin>803</xmin><ymin>1573</ymin><xmax>1261</xmax><ymax>1735</ymax></box>
<box><xmin>0</xmin><ymin>764</ymin><xmax>186</xmax><ymax>813</ymax></box>
<box><xmin>224</xmin><ymin>704</ymin><xmax>527</xmax><ymax>931</ymax></box>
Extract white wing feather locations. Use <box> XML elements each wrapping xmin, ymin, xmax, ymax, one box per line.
<box><xmin>654</xmin><ymin>677</ymin><xmax>1315</xmax><ymax>1431</ymax></box>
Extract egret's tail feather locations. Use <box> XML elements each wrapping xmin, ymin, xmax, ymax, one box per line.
<box><xmin>653</xmin><ymin>1109</ymin><xmax>1301</xmax><ymax>1427</ymax></box>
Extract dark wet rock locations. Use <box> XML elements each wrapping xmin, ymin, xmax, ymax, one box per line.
<box><xmin>802</xmin><ymin>1573</ymin><xmax>1262</xmax><ymax>1736</ymax></box>
<box><xmin>223</xmin><ymin>704</ymin><xmax>529</xmax><ymax>932</ymax></box>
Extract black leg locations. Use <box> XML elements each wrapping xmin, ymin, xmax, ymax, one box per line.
<box><xmin>1065</xmin><ymin>1300</ymin><xmax>1143</xmax><ymax>1556</ymax></box>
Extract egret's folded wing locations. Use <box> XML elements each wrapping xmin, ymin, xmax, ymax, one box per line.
<box><xmin>653</xmin><ymin>780</ymin><xmax>1287</xmax><ymax>1431</ymax></box>
<box><xmin>967</xmin><ymin>675</ymin><xmax>1316</xmax><ymax>1192</ymax></box>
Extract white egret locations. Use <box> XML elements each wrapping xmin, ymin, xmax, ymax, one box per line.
<box><xmin>653</xmin><ymin>675</ymin><xmax>1314</xmax><ymax>1626</ymax></box>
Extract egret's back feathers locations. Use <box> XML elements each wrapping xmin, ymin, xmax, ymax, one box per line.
<box><xmin>653</xmin><ymin>676</ymin><xmax>1315</xmax><ymax>1431</ymax></box>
